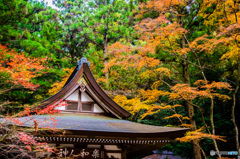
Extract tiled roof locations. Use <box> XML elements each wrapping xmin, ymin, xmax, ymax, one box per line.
<box><xmin>12</xmin><ymin>113</ymin><xmax>188</xmax><ymax>136</ymax></box>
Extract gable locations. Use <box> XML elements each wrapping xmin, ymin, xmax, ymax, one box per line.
<box><xmin>54</xmin><ymin>87</ymin><xmax>104</xmax><ymax>113</ymax></box>
<box><xmin>38</xmin><ymin>57</ymin><xmax>131</xmax><ymax>119</ymax></box>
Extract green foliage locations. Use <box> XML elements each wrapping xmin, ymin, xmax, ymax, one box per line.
<box><xmin>0</xmin><ymin>0</ymin><xmax>68</xmax><ymax>68</ymax></box>
<box><xmin>57</xmin><ymin>0</ymin><xmax>135</xmax><ymax>59</ymax></box>
<box><xmin>0</xmin><ymin>0</ymin><xmax>27</xmax><ymax>44</ymax></box>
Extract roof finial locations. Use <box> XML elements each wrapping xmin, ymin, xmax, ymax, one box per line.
<box><xmin>77</xmin><ymin>57</ymin><xmax>90</xmax><ymax>70</ymax></box>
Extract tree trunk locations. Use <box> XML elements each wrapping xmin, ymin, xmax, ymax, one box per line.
<box><xmin>233</xmin><ymin>62</ymin><xmax>240</xmax><ymax>154</ymax></box>
<box><xmin>209</xmin><ymin>95</ymin><xmax>221</xmax><ymax>158</ymax></box>
<box><xmin>187</xmin><ymin>102</ymin><xmax>201</xmax><ymax>159</ymax></box>
<box><xmin>183</xmin><ymin>34</ymin><xmax>222</xmax><ymax>158</ymax></box>
<box><xmin>103</xmin><ymin>2</ymin><xmax>109</xmax><ymax>89</ymax></box>
<box><xmin>182</xmin><ymin>38</ymin><xmax>202</xmax><ymax>159</ymax></box>
<box><xmin>103</xmin><ymin>32</ymin><xmax>109</xmax><ymax>89</ymax></box>
<box><xmin>183</xmin><ymin>62</ymin><xmax>202</xmax><ymax>159</ymax></box>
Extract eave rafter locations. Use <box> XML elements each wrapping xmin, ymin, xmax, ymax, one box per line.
<box><xmin>33</xmin><ymin>136</ymin><xmax>172</xmax><ymax>145</ymax></box>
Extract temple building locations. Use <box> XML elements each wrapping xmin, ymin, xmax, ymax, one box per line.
<box><xmin>14</xmin><ymin>58</ymin><xmax>188</xmax><ymax>159</ymax></box>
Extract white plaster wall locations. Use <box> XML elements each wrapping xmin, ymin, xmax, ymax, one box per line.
<box><xmin>87</xmin><ymin>144</ymin><xmax>101</xmax><ymax>148</ymax></box>
<box><xmin>81</xmin><ymin>92</ymin><xmax>93</xmax><ymax>102</ymax></box>
<box><xmin>93</xmin><ymin>104</ymin><xmax>104</xmax><ymax>113</ymax></box>
<box><xmin>59</xmin><ymin>144</ymin><xmax>74</xmax><ymax>148</ymax></box>
<box><xmin>48</xmin><ymin>144</ymin><xmax>56</xmax><ymax>147</ymax></box>
<box><xmin>107</xmin><ymin>153</ymin><xmax>121</xmax><ymax>159</ymax></box>
<box><xmin>66</xmin><ymin>90</ymin><xmax>79</xmax><ymax>101</ymax></box>
<box><xmin>104</xmin><ymin>145</ymin><xmax>121</xmax><ymax>150</ymax></box>
<box><xmin>105</xmin><ymin>145</ymin><xmax>121</xmax><ymax>159</ymax></box>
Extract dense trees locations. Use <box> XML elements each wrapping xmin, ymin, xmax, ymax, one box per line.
<box><xmin>0</xmin><ymin>0</ymin><xmax>239</xmax><ymax>158</ymax></box>
<box><xmin>104</xmin><ymin>0</ymin><xmax>240</xmax><ymax>158</ymax></box>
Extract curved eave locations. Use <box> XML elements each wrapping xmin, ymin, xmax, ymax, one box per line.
<box><xmin>34</xmin><ymin>63</ymin><xmax>131</xmax><ymax>119</ymax></box>
<box><xmin>82</xmin><ymin>63</ymin><xmax>131</xmax><ymax>118</ymax></box>
<box><xmin>33</xmin><ymin>66</ymin><xmax>83</xmax><ymax>110</ymax></box>
<box><xmin>16</xmin><ymin>126</ymin><xmax>188</xmax><ymax>139</ymax></box>
<box><xmin>65</xmin><ymin>128</ymin><xmax>189</xmax><ymax>139</ymax></box>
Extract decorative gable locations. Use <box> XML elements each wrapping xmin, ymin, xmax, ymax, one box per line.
<box><xmin>38</xmin><ymin>57</ymin><xmax>131</xmax><ymax>119</ymax></box>
<box><xmin>54</xmin><ymin>86</ymin><xmax>104</xmax><ymax>113</ymax></box>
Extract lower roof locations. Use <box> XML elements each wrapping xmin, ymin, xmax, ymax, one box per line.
<box><xmin>12</xmin><ymin>113</ymin><xmax>188</xmax><ymax>138</ymax></box>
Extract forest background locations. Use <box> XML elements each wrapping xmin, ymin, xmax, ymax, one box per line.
<box><xmin>0</xmin><ymin>0</ymin><xmax>240</xmax><ymax>158</ymax></box>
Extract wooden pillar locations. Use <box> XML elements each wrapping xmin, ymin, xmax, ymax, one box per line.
<box><xmin>121</xmin><ymin>144</ymin><xmax>127</xmax><ymax>159</ymax></box>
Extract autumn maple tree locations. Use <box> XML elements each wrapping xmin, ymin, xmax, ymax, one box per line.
<box><xmin>0</xmin><ymin>44</ymin><xmax>63</xmax><ymax>158</ymax></box>
<box><xmin>195</xmin><ymin>0</ymin><xmax>240</xmax><ymax>154</ymax></box>
<box><xmin>0</xmin><ymin>44</ymin><xmax>47</xmax><ymax>90</ymax></box>
<box><xmin>100</xmin><ymin>0</ymin><xmax>240</xmax><ymax>158</ymax></box>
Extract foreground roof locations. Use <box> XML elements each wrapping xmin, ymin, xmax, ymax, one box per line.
<box><xmin>16</xmin><ymin>113</ymin><xmax>188</xmax><ymax>138</ymax></box>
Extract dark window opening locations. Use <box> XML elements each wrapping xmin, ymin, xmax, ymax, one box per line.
<box><xmin>65</xmin><ymin>101</ymin><xmax>93</xmax><ymax>112</ymax></box>
<box><xmin>82</xmin><ymin>103</ymin><xmax>93</xmax><ymax>111</ymax></box>
<box><xmin>67</xmin><ymin>101</ymin><xmax>78</xmax><ymax>110</ymax></box>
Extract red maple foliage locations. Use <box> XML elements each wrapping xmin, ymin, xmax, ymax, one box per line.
<box><xmin>0</xmin><ymin>44</ymin><xmax>47</xmax><ymax>90</ymax></box>
<box><xmin>0</xmin><ymin>44</ymin><xmax>64</xmax><ymax>158</ymax></box>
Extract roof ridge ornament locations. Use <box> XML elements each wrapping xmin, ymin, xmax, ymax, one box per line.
<box><xmin>78</xmin><ymin>76</ymin><xmax>87</xmax><ymax>92</ymax></box>
<box><xmin>77</xmin><ymin>57</ymin><xmax>90</xmax><ymax>70</ymax></box>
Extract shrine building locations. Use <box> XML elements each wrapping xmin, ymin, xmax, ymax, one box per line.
<box><xmin>13</xmin><ymin>58</ymin><xmax>188</xmax><ymax>159</ymax></box>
